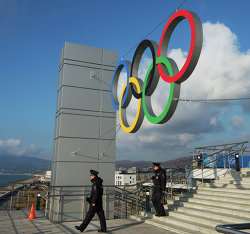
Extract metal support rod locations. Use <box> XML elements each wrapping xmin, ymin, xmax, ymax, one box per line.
<box><xmin>57</xmin><ymin>187</ymin><xmax>62</xmax><ymax>223</ymax></box>
<box><xmin>45</xmin><ymin>197</ymin><xmax>48</xmax><ymax>218</ymax></box>
<box><xmin>241</xmin><ymin>150</ymin><xmax>244</xmax><ymax>168</ymax></box>
<box><xmin>45</xmin><ymin>188</ymin><xmax>50</xmax><ymax>219</ymax></box>
<box><xmin>27</xmin><ymin>189</ymin><xmax>30</xmax><ymax>210</ymax></box>
<box><xmin>82</xmin><ymin>188</ymin><xmax>86</xmax><ymax>221</ymax></box>
<box><xmin>170</xmin><ymin>179</ymin><xmax>173</xmax><ymax>200</ymax></box>
<box><xmin>9</xmin><ymin>184</ymin><xmax>14</xmax><ymax>211</ymax></box>
<box><xmin>121</xmin><ymin>194</ymin><xmax>124</xmax><ymax>219</ymax></box>
<box><xmin>224</xmin><ymin>151</ymin><xmax>226</xmax><ymax>168</ymax></box>
<box><xmin>49</xmin><ymin>188</ymin><xmax>54</xmax><ymax>220</ymax></box>
<box><xmin>215</xmin><ymin>155</ymin><xmax>218</xmax><ymax>180</ymax></box>
<box><xmin>36</xmin><ymin>194</ymin><xmax>41</xmax><ymax>210</ymax></box>
<box><xmin>146</xmin><ymin>191</ymin><xmax>150</xmax><ymax>212</ymax></box>
<box><xmin>170</xmin><ymin>170</ymin><xmax>173</xmax><ymax>200</ymax></box>
<box><xmin>229</xmin><ymin>149</ymin><xmax>231</xmax><ymax>170</ymax></box>
<box><xmin>136</xmin><ymin>194</ymin><xmax>139</xmax><ymax>216</ymax></box>
<box><xmin>125</xmin><ymin>193</ymin><xmax>127</xmax><ymax>218</ymax></box>
<box><xmin>202</xmin><ymin>167</ymin><xmax>204</xmax><ymax>184</ymax></box>
<box><xmin>9</xmin><ymin>195</ymin><xmax>13</xmax><ymax>211</ymax></box>
<box><xmin>106</xmin><ymin>193</ymin><xmax>109</xmax><ymax>219</ymax></box>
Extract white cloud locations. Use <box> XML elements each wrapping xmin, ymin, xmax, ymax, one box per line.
<box><xmin>180</xmin><ymin>22</ymin><xmax>250</xmax><ymax>100</ymax></box>
<box><xmin>138</xmin><ymin>135</ymin><xmax>157</xmax><ymax>144</ymax></box>
<box><xmin>116</xmin><ymin>21</ymin><xmax>250</xmax><ymax>161</ymax></box>
<box><xmin>210</xmin><ymin>117</ymin><xmax>218</xmax><ymax>126</ymax></box>
<box><xmin>0</xmin><ymin>138</ymin><xmax>48</xmax><ymax>158</ymax></box>
<box><xmin>178</xmin><ymin>133</ymin><xmax>196</xmax><ymax>145</ymax></box>
<box><xmin>5</xmin><ymin>138</ymin><xmax>21</xmax><ymax>147</ymax></box>
<box><xmin>232</xmin><ymin>115</ymin><xmax>244</xmax><ymax>128</ymax></box>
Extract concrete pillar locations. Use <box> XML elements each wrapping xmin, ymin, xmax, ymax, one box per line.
<box><xmin>50</xmin><ymin>42</ymin><xmax>117</xmax><ymax>222</ymax></box>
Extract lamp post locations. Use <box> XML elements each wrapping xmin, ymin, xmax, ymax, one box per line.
<box><xmin>145</xmin><ymin>191</ymin><xmax>150</xmax><ymax>212</ymax></box>
<box><xmin>197</xmin><ymin>154</ymin><xmax>202</xmax><ymax>167</ymax></box>
<box><xmin>235</xmin><ymin>154</ymin><xmax>240</xmax><ymax>171</ymax></box>
<box><xmin>36</xmin><ymin>193</ymin><xmax>41</xmax><ymax>210</ymax></box>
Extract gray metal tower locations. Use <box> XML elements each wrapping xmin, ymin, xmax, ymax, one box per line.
<box><xmin>49</xmin><ymin>42</ymin><xmax>117</xmax><ymax>221</ymax></box>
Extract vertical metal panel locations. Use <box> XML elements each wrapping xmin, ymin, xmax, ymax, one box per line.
<box><xmin>50</xmin><ymin>42</ymin><xmax>117</xmax><ymax>221</ymax></box>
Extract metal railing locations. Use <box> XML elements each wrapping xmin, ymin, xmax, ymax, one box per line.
<box><xmin>0</xmin><ymin>182</ymin><xmax>49</xmax><ymax>213</ymax></box>
<box><xmin>46</xmin><ymin>184</ymin><xmax>152</xmax><ymax>222</ymax></box>
<box><xmin>0</xmin><ymin>180</ymin><xmax>155</xmax><ymax>222</ymax></box>
<box><xmin>164</xmin><ymin>142</ymin><xmax>249</xmax><ymax>197</ymax></box>
<box><xmin>0</xmin><ymin>142</ymin><xmax>248</xmax><ymax>222</ymax></box>
<box><xmin>216</xmin><ymin>223</ymin><xmax>250</xmax><ymax>234</ymax></box>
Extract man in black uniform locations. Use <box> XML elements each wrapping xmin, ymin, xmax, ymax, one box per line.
<box><xmin>75</xmin><ymin>170</ymin><xmax>107</xmax><ymax>233</ymax></box>
<box><xmin>150</xmin><ymin>162</ymin><xmax>166</xmax><ymax>216</ymax></box>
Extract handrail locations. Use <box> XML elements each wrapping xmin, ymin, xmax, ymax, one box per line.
<box><xmin>106</xmin><ymin>145</ymin><xmax>248</xmax><ymax>201</ymax></box>
<box><xmin>192</xmin><ymin>147</ymin><xmax>247</xmax><ymax>173</ymax></box>
<box><xmin>47</xmin><ymin>187</ymin><xmax>146</xmax><ymax>205</ymax></box>
<box><xmin>196</xmin><ymin>141</ymin><xmax>248</xmax><ymax>150</ymax></box>
<box><xmin>156</xmin><ymin>144</ymin><xmax>247</xmax><ymax>183</ymax></box>
<box><xmin>163</xmin><ymin>144</ymin><xmax>248</xmax><ymax>198</ymax></box>
<box><xmin>49</xmin><ymin>184</ymin><xmax>117</xmax><ymax>188</ymax></box>
<box><xmin>38</xmin><ymin>193</ymin><xmax>48</xmax><ymax>200</ymax></box>
<box><xmin>216</xmin><ymin>223</ymin><xmax>250</xmax><ymax>234</ymax></box>
<box><xmin>47</xmin><ymin>185</ymin><xmax>149</xmax><ymax>220</ymax></box>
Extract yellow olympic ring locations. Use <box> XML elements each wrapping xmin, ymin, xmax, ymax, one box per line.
<box><xmin>119</xmin><ymin>77</ymin><xmax>144</xmax><ymax>133</ymax></box>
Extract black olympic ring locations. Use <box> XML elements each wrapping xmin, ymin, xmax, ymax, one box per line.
<box><xmin>130</xmin><ymin>39</ymin><xmax>159</xmax><ymax>99</ymax></box>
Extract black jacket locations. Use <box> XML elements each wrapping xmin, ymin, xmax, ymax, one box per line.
<box><xmin>89</xmin><ymin>176</ymin><xmax>104</xmax><ymax>204</ymax></box>
<box><xmin>152</xmin><ymin>167</ymin><xmax>166</xmax><ymax>191</ymax></box>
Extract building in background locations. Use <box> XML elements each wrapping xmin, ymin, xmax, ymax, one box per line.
<box><xmin>115</xmin><ymin>171</ymin><xmax>136</xmax><ymax>186</ymax></box>
<box><xmin>127</xmin><ymin>167</ymin><xmax>136</xmax><ymax>174</ymax></box>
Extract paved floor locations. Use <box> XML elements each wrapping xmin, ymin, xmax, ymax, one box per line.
<box><xmin>0</xmin><ymin>210</ymin><xmax>174</xmax><ymax>234</ymax></box>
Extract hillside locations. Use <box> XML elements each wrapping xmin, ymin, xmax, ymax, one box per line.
<box><xmin>116</xmin><ymin>156</ymin><xmax>193</xmax><ymax>169</ymax></box>
<box><xmin>0</xmin><ymin>156</ymin><xmax>51</xmax><ymax>174</ymax></box>
<box><xmin>0</xmin><ymin>154</ymin><xmax>193</xmax><ymax>174</ymax></box>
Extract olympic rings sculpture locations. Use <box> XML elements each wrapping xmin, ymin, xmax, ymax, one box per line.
<box><xmin>111</xmin><ymin>10</ymin><xmax>203</xmax><ymax>133</ymax></box>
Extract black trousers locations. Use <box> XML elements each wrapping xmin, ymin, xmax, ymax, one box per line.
<box><xmin>152</xmin><ymin>191</ymin><xmax>166</xmax><ymax>215</ymax></box>
<box><xmin>80</xmin><ymin>200</ymin><xmax>106</xmax><ymax>231</ymax></box>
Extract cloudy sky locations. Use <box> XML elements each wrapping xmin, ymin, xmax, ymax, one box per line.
<box><xmin>0</xmin><ymin>0</ymin><xmax>250</xmax><ymax>161</ymax></box>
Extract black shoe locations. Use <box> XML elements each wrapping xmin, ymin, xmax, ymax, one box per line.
<box><xmin>155</xmin><ymin>214</ymin><xmax>160</xmax><ymax>216</ymax></box>
<box><xmin>98</xmin><ymin>229</ymin><xmax>107</xmax><ymax>233</ymax></box>
<box><xmin>75</xmin><ymin>226</ymin><xmax>84</xmax><ymax>232</ymax></box>
<box><xmin>158</xmin><ymin>213</ymin><xmax>167</xmax><ymax>216</ymax></box>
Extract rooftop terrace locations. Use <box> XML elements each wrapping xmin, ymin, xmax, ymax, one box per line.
<box><xmin>0</xmin><ymin>210</ymin><xmax>172</xmax><ymax>234</ymax></box>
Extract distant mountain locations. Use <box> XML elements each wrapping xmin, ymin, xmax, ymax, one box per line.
<box><xmin>116</xmin><ymin>160</ymin><xmax>152</xmax><ymax>169</ymax></box>
<box><xmin>0</xmin><ymin>155</ymin><xmax>51</xmax><ymax>174</ymax></box>
<box><xmin>116</xmin><ymin>156</ymin><xmax>193</xmax><ymax>169</ymax></box>
<box><xmin>0</xmin><ymin>154</ymin><xmax>192</xmax><ymax>174</ymax></box>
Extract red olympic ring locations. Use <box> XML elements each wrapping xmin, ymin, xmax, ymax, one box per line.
<box><xmin>157</xmin><ymin>9</ymin><xmax>203</xmax><ymax>83</ymax></box>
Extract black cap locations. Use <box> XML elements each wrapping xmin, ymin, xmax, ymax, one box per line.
<box><xmin>153</xmin><ymin>162</ymin><xmax>160</xmax><ymax>167</ymax></box>
<box><xmin>90</xmin><ymin>170</ymin><xmax>99</xmax><ymax>176</ymax></box>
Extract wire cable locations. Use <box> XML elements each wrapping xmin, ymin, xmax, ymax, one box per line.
<box><xmin>72</xmin><ymin>124</ymin><xmax>121</xmax><ymax>160</ymax></box>
<box><xmin>178</xmin><ymin>97</ymin><xmax>250</xmax><ymax>102</ymax></box>
<box><xmin>72</xmin><ymin>123</ymin><xmax>121</xmax><ymax>155</ymax></box>
<box><xmin>102</xmin><ymin>125</ymin><xmax>121</xmax><ymax>157</ymax></box>
<box><xmin>119</xmin><ymin>0</ymin><xmax>186</xmax><ymax>61</ymax></box>
<box><xmin>91</xmin><ymin>0</ymin><xmax>187</xmax><ymax>86</ymax></box>
<box><xmin>176</xmin><ymin>97</ymin><xmax>250</xmax><ymax>106</ymax></box>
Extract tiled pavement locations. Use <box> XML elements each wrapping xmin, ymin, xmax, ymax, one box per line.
<box><xmin>0</xmin><ymin>210</ymin><xmax>174</xmax><ymax>234</ymax></box>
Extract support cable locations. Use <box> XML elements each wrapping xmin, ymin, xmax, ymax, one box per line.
<box><xmin>72</xmin><ymin>124</ymin><xmax>121</xmax><ymax>155</ymax></box>
<box><xmin>71</xmin><ymin>125</ymin><xmax>121</xmax><ymax>160</ymax></box>
<box><xmin>101</xmin><ymin>125</ymin><xmax>121</xmax><ymax>158</ymax></box>
<box><xmin>175</xmin><ymin>97</ymin><xmax>250</xmax><ymax>105</ymax></box>
<box><xmin>90</xmin><ymin>0</ymin><xmax>187</xmax><ymax>87</ymax></box>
